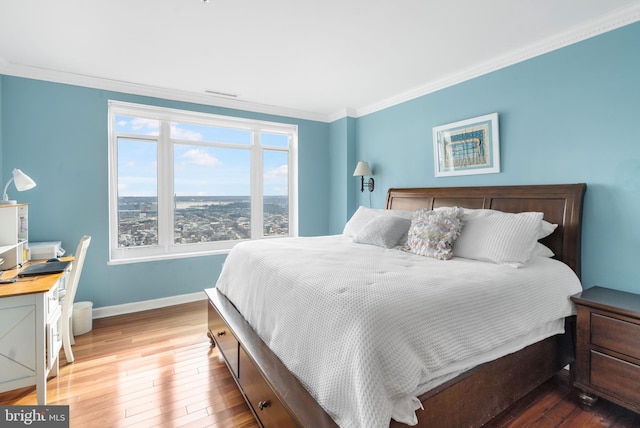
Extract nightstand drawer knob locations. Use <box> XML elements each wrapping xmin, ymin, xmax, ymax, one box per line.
<box><xmin>258</xmin><ymin>400</ymin><xmax>270</xmax><ymax>410</ymax></box>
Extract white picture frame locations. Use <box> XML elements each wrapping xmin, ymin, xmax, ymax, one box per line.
<box><xmin>433</xmin><ymin>113</ymin><xmax>500</xmax><ymax>177</ymax></box>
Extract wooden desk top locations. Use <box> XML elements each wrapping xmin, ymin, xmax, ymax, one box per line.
<box><xmin>0</xmin><ymin>257</ymin><xmax>73</xmax><ymax>298</ymax></box>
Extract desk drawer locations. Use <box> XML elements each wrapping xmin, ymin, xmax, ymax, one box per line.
<box><xmin>208</xmin><ymin>301</ymin><xmax>239</xmax><ymax>378</ymax></box>
<box><xmin>47</xmin><ymin>281</ymin><xmax>61</xmax><ymax>314</ymax></box>
<box><xmin>591</xmin><ymin>350</ymin><xmax>640</xmax><ymax>405</ymax></box>
<box><xmin>239</xmin><ymin>347</ymin><xmax>296</xmax><ymax>428</ymax></box>
<box><xmin>46</xmin><ymin>305</ymin><xmax>62</xmax><ymax>371</ymax></box>
<box><xmin>592</xmin><ymin>313</ymin><xmax>640</xmax><ymax>360</ymax></box>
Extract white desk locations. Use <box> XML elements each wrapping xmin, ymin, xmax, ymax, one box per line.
<box><xmin>0</xmin><ymin>260</ymin><xmax>71</xmax><ymax>404</ymax></box>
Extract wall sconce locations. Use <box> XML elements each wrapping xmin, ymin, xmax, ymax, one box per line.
<box><xmin>1</xmin><ymin>169</ymin><xmax>37</xmax><ymax>204</ymax></box>
<box><xmin>353</xmin><ymin>161</ymin><xmax>374</xmax><ymax>192</ymax></box>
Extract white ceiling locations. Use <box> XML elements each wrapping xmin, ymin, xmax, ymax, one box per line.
<box><xmin>1</xmin><ymin>0</ymin><xmax>639</xmax><ymax>121</ymax></box>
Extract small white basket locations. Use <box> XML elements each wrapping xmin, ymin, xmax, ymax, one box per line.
<box><xmin>72</xmin><ymin>301</ymin><xmax>93</xmax><ymax>335</ymax></box>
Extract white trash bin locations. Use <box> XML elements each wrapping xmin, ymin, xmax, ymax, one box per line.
<box><xmin>72</xmin><ymin>301</ymin><xmax>93</xmax><ymax>335</ymax></box>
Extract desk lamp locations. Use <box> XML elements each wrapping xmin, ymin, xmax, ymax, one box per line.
<box><xmin>1</xmin><ymin>169</ymin><xmax>37</xmax><ymax>204</ymax></box>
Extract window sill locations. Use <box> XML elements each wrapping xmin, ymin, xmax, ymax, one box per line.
<box><xmin>108</xmin><ymin>248</ymin><xmax>231</xmax><ymax>265</ymax></box>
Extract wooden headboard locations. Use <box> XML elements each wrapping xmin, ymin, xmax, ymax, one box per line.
<box><xmin>386</xmin><ymin>184</ymin><xmax>587</xmax><ymax>278</ymax></box>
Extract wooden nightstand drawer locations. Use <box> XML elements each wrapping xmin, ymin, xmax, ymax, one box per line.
<box><xmin>591</xmin><ymin>350</ymin><xmax>640</xmax><ymax>405</ymax></box>
<box><xmin>592</xmin><ymin>313</ymin><xmax>640</xmax><ymax>360</ymax></box>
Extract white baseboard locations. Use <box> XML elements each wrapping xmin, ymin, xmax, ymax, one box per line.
<box><xmin>90</xmin><ymin>291</ymin><xmax>207</xmax><ymax>319</ymax></box>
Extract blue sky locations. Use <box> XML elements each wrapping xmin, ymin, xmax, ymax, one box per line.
<box><xmin>115</xmin><ymin>115</ymin><xmax>289</xmax><ymax>197</ymax></box>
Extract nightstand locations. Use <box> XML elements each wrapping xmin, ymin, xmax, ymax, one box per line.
<box><xmin>571</xmin><ymin>286</ymin><xmax>640</xmax><ymax>414</ymax></box>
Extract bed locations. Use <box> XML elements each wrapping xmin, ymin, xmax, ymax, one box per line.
<box><xmin>205</xmin><ymin>183</ymin><xmax>586</xmax><ymax>428</ymax></box>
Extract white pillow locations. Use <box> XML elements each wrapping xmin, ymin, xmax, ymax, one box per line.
<box><xmin>454</xmin><ymin>209</ymin><xmax>544</xmax><ymax>267</ymax></box>
<box><xmin>533</xmin><ymin>242</ymin><xmax>555</xmax><ymax>258</ymax></box>
<box><xmin>539</xmin><ymin>220</ymin><xmax>557</xmax><ymax>239</ymax></box>
<box><xmin>353</xmin><ymin>216</ymin><xmax>412</xmax><ymax>248</ymax></box>
<box><xmin>463</xmin><ymin>209</ymin><xmax>556</xmax><ymax>239</ymax></box>
<box><xmin>343</xmin><ymin>206</ymin><xmax>414</xmax><ymax>237</ymax></box>
<box><xmin>534</xmin><ymin>221</ymin><xmax>557</xmax><ymax>258</ymax></box>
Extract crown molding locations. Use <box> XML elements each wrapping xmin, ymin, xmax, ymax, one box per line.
<box><xmin>353</xmin><ymin>3</ymin><xmax>640</xmax><ymax>118</ymax></box>
<box><xmin>0</xmin><ymin>62</ymin><xmax>331</xmax><ymax>123</ymax></box>
<box><xmin>327</xmin><ymin>107</ymin><xmax>357</xmax><ymax>123</ymax></box>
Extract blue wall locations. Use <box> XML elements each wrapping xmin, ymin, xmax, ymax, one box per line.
<box><xmin>0</xmin><ymin>77</ymin><xmax>3</xmax><ymax>180</ymax></box>
<box><xmin>328</xmin><ymin>116</ymin><xmax>358</xmax><ymax>233</ymax></box>
<box><xmin>0</xmin><ymin>79</ymin><xmax>331</xmax><ymax>307</ymax></box>
<box><xmin>351</xmin><ymin>22</ymin><xmax>640</xmax><ymax>294</ymax></box>
<box><xmin>2</xmin><ymin>21</ymin><xmax>639</xmax><ymax>308</ymax></box>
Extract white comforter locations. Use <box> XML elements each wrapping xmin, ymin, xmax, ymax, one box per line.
<box><xmin>215</xmin><ymin>235</ymin><xmax>582</xmax><ymax>428</ymax></box>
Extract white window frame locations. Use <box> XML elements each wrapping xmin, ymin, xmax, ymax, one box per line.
<box><xmin>108</xmin><ymin>100</ymin><xmax>298</xmax><ymax>264</ymax></box>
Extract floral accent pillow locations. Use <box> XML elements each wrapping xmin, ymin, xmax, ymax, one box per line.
<box><xmin>406</xmin><ymin>207</ymin><xmax>464</xmax><ymax>260</ymax></box>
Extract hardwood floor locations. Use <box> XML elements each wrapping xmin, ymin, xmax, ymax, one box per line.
<box><xmin>0</xmin><ymin>300</ymin><xmax>257</xmax><ymax>428</ymax></box>
<box><xmin>485</xmin><ymin>371</ymin><xmax>640</xmax><ymax>428</ymax></box>
<box><xmin>1</xmin><ymin>300</ymin><xmax>638</xmax><ymax>427</ymax></box>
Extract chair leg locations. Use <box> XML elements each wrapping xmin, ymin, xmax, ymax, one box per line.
<box><xmin>69</xmin><ymin>317</ymin><xmax>75</xmax><ymax>345</ymax></box>
<box><xmin>62</xmin><ymin>316</ymin><xmax>75</xmax><ymax>363</ymax></box>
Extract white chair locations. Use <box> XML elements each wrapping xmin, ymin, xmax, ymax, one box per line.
<box><xmin>60</xmin><ymin>235</ymin><xmax>91</xmax><ymax>363</ymax></box>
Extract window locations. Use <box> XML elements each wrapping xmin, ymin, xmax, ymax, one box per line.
<box><xmin>108</xmin><ymin>101</ymin><xmax>298</xmax><ymax>263</ymax></box>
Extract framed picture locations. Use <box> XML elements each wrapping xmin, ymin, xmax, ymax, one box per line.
<box><xmin>433</xmin><ymin>113</ymin><xmax>500</xmax><ymax>177</ymax></box>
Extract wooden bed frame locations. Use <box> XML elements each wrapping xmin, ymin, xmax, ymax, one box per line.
<box><xmin>206</xmin><ymin>183</ymin><xmax>587</xmax><ymax>428</ymax></box>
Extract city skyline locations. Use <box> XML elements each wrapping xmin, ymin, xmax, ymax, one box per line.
<box><xmin>117</xmin><ymin>194</ymin><xmax>289</xmax><ymax>247</ymax></box>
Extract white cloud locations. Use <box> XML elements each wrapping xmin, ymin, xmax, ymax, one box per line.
<box><xmin>264</xmin><ymin>164</ymin><xmax>288</xmax><ymax>180</ymax></box>
<box><xmin>268</xmin><ymin>186</ymin><xmax>288</xmax><ymax>195</ymax></box>
<box><xmin>130</xmin><ymin>118</ymin><xmax>160</xmax><ymax>134</ymax></box>
<box><xmin>181</xmin><ymin>149</ymin><xmax>222</xmax><ymax>167</ymax></box>
<box><xmin>171</xmin><ymin>124</ymin><xmax>203</xmax><ymax>141</ymax></box>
